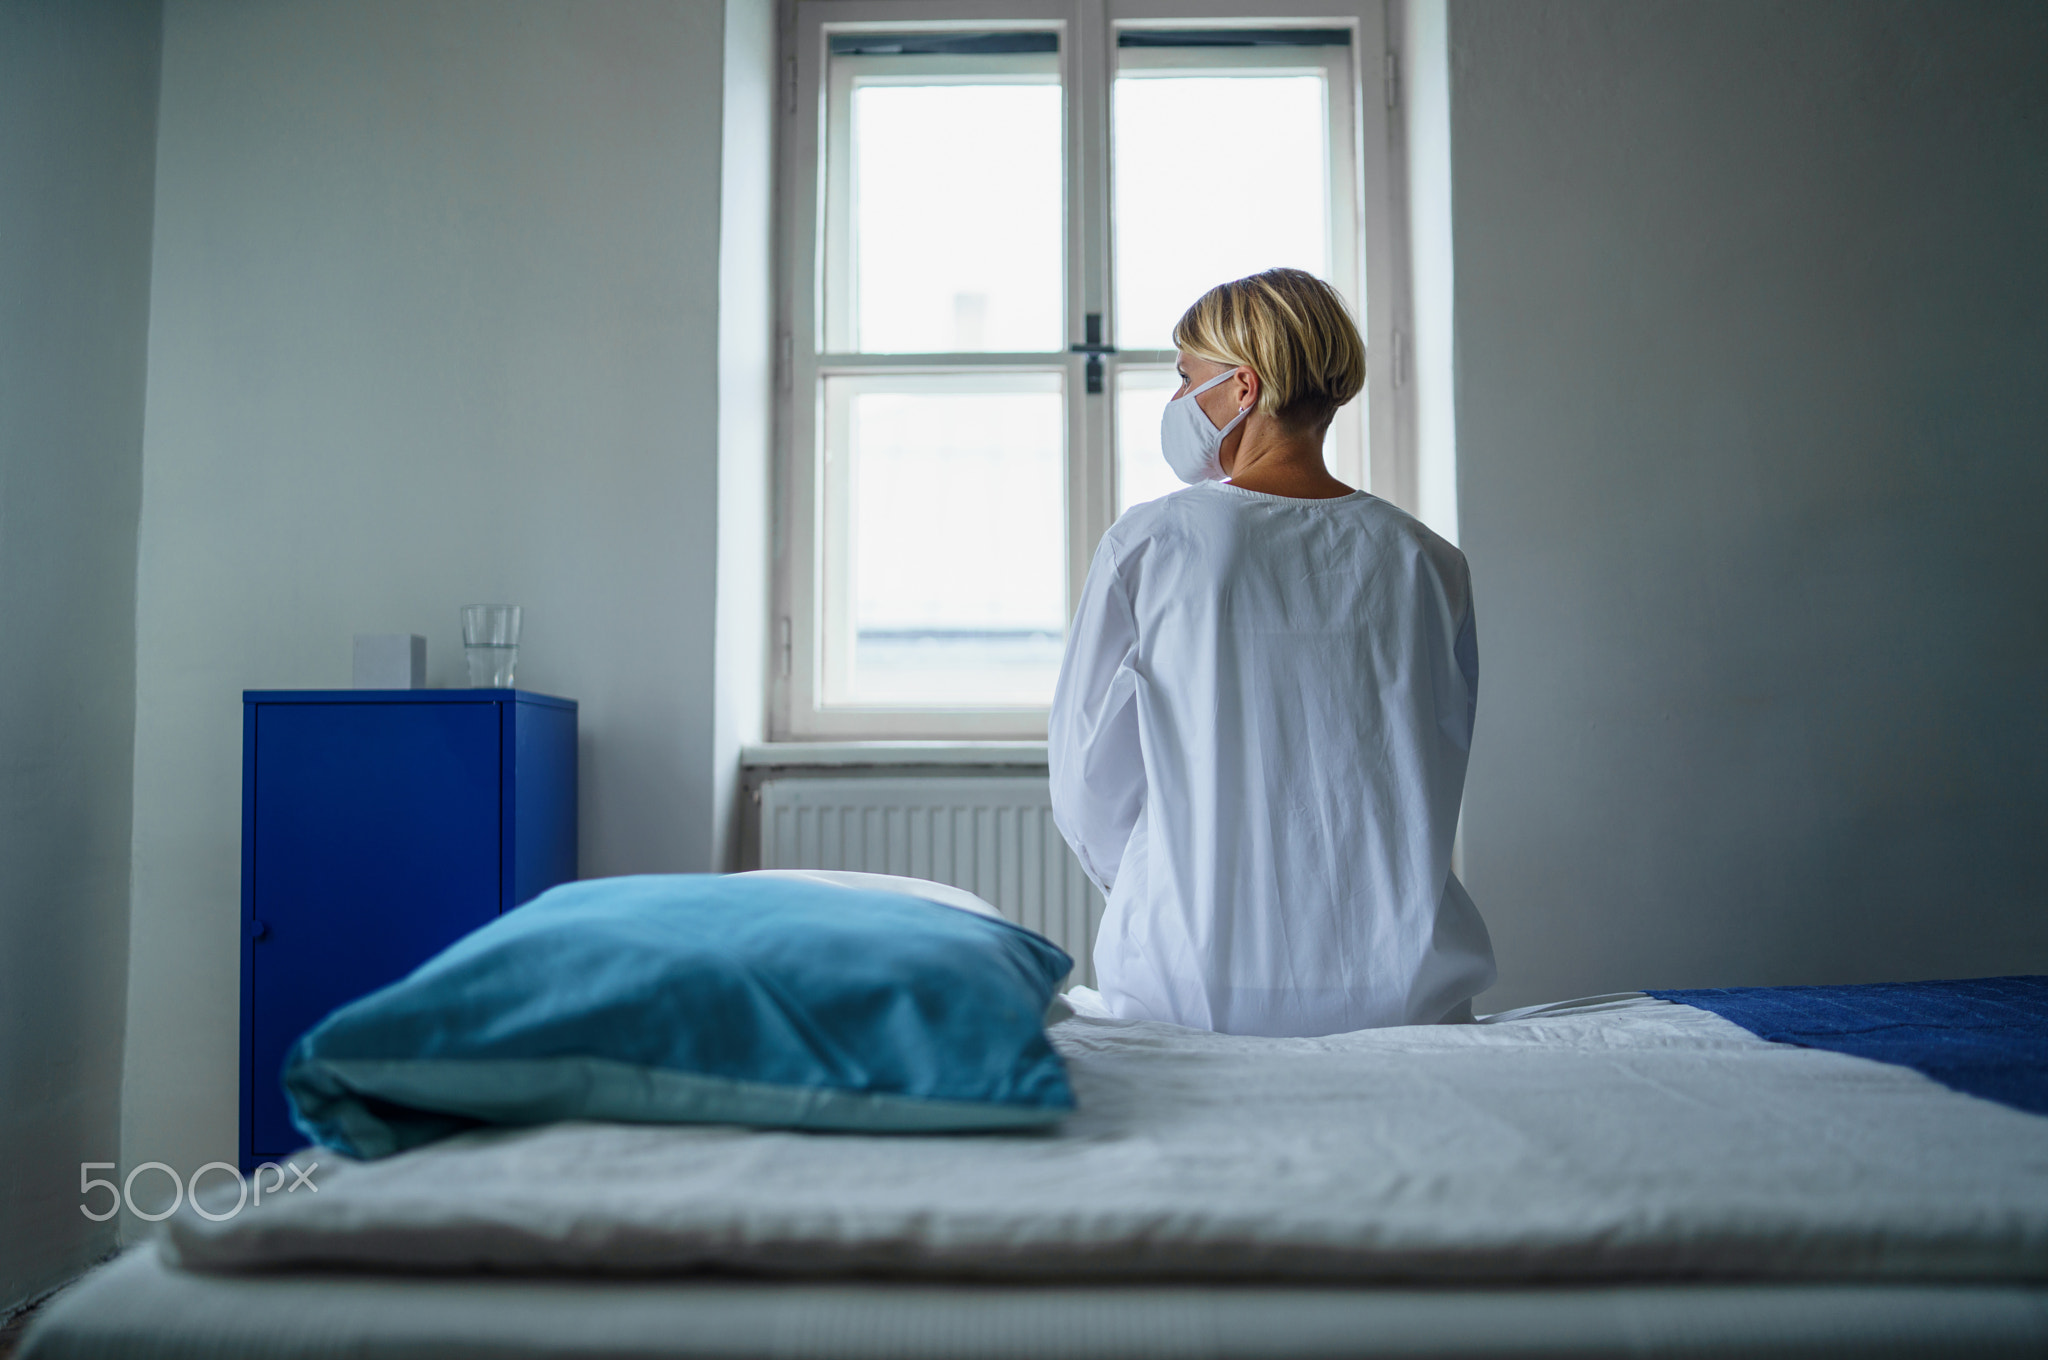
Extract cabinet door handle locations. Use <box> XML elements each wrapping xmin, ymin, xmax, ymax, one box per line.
<box><xmin>249</xmin><ymin>919</ymin><xmax>269</xmax><ymax>941</ymax></box>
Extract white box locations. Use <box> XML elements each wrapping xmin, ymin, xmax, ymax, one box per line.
<box><xmin>353</xmin><ymin>634</ymin><xmax>426</xmax><ymax>689</ymax></box>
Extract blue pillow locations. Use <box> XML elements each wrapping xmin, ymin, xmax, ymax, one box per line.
<box><xmin>283</xmin><ymin>874</ymin><xmax>1075</xmax><ymax>1158</ymax></box>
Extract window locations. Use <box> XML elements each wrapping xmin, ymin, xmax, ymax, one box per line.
<box><xmin>777</xmin><ymin>3</ymin><xmax>1404</xmax><ymax>739</ymax></box>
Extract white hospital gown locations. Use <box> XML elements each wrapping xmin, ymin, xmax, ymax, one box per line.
<box><xmin>1049</xmin><ymin>482</ymin><xmax>1495</xmax><ymax>1036</ymax></box>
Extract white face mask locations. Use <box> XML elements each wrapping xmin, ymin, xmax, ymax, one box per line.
<box><xmin>1159</xmin><ymin>368</ymin><xmax>1250</xmax><ymax>484</ymax></box>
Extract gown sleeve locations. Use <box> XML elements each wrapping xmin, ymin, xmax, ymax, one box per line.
<box><xmin>1048</xmin><ymin>534</ymin><xmax>1145</xmax><ymax>895</ymax></box>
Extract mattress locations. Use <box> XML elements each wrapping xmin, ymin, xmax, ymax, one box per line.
<box><xmin>159</xmin><ymin>995</ymin><xmax>2048</xmax><ymax>1282</ymax></box>
<box><xmin>23</xmin><ymin>1241</ymin><xmax>2048</xmax><ymax>1360</ymax></box>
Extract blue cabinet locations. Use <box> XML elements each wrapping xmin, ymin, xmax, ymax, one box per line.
<box><xmin>240</xmin><ymin>690</ymin><xmax>577</xmax><ymax>1169</ymax></box>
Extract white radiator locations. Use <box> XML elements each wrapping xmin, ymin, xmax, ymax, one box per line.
<box><xmin>757</xmin><ymin>775</ymin><xmax>1106</xmax><ymax>987</ymax></box>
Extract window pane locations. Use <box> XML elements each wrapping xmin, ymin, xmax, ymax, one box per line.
<box><xmin>826</xmin><ymin>374</ymin><xmax>1066</xmax><ymax>706</ymax></box>
<box><xmin>1116</xmin><ymin>368</ymin><xmax>1186</xmax><ymax>514</ymax></box>
<box><xmin>1113</xmin><ymin>73</ymin><xmax>1328</xmax><ymax>349</ymax></box>
<box><xmin>850</xmin><ymin>80</ymin><xmax>1063</xmax><ymax>352</ymax></box>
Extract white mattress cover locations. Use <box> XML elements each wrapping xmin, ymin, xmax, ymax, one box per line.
<box><xmin>162</xmin><ymin>997</ymin><xmax>2048</xmax><ymax>1282</ymax></box>
<box><xmin>24</xmin><ymin>1242</ymin><xmax>2048</xmax><ymax>1360</ymax></box>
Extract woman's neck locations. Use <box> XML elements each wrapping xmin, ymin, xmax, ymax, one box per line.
<box><xmin>1222</xmin><ymin>417</ymin><xmax>1355</xmax><ymax>499</ymax></box>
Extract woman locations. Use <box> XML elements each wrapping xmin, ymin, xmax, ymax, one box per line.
<box><xmin>1050</xmin><ymin>269</ymin><xmax>1494</xmax><ymax>1037</ymax></box>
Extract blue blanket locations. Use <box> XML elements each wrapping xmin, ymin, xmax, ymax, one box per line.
<box><xmin>1649</xmin><ymin>975</ymin><xmax>2048</xmax><ymax>1117</ymax></box>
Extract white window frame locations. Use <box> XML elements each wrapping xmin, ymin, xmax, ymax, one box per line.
<box><xmin>774</xmin><ymin>0</ymin><xmax>1410</xmax><ymax>741</ymax></box>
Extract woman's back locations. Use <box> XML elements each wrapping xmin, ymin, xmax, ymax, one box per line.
<box><xmin>1050</xmin><ymin>481</ymin><xmax>1495</xmax><ymax>1036</ymax></box>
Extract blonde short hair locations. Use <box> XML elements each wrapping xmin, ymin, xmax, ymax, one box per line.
<box><xmin>1171</xmin><ymin>268</ymin><xmax>1366</xmax><ymax>431</ymax></box>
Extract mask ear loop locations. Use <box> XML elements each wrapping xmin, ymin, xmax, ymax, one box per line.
<box><xmin>1191</xmin><ymin>367</ymin><xmax>1256</xmax><ymax>436</ymax></box>
<box><xmin>1218</xmin><ymin>397</ymin><xmax>1253</xmax><ymax>442</ymax></box>
<box><xmin>1198</xmin><ymin>367</ymin><xmax>1256</xmax><ymax>419</ymax></box>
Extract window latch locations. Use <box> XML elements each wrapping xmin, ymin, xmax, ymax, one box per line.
<box><xmin>1069</xmin><ymin>313</ymin><xmax>1117</xmax><ymax>394</ymax></box>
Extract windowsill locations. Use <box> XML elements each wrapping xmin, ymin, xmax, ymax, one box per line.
<box><xmin>741</xmin><ymin>740</ymin><xmax>1048</xmax><ymax>769</ymax></box>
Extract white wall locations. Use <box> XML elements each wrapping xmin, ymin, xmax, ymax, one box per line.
<box><xmin>124</xmin><ymin>0</ymin><xmax>753</xmax><ymax>1199</ymax></box>
<box><xmin>0</xmin><ymin>0</ymin><xmax>159</xmax><ymax>1309</ymax></box>
<box><xmin>1450</xmin><ymin>0</ymin><xmax>2048</xmax><ymax>1005</ymax></box>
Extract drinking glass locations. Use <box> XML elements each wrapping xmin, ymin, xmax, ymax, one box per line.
<box><xmin>462</xmin><ymin>605</ymin><xmax>521</xmax><ymax>688</ymax></box>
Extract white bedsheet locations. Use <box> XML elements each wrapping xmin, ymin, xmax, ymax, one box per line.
<box><xmin>166</xmin><ymin>998</ymin><xmax>2048</xmax><ymax>1282</ymax></box>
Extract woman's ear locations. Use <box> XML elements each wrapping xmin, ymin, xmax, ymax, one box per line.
<box><xmin>1235</xmin><ymin>366</ymin><xmax>1260</xmax><ymax>412</ymax></box>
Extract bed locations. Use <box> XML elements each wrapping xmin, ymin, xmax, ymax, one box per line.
<box><xmin>26</xmin><ymin>992</ymin><xmax>2048</xmax><ymax>1358</ymax></box>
